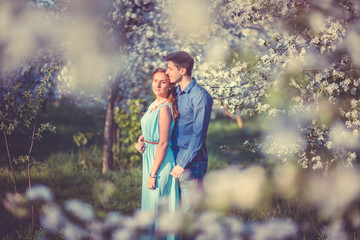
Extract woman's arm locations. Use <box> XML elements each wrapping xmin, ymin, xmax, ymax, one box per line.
<box><xmin>147</xmin><ymin>104</ymin><xmax>172</xmax><ymax>189</ymax></box>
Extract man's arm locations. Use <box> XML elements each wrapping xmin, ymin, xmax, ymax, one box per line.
<box><xmin>177</xmin><ymin>93</ymin><xmax>213</xmax><ymax>168</ymax></box>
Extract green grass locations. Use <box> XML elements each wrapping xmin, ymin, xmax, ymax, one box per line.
<box><xmin>0</xmin><ymin>101</ymin><xmax>104</xmax><ymax>166</ymax></box>
<box><xmin>4</xmin><ymin>101</ymin><xmax>357</xmax><ymax>239</ymax></box>
<box><xmin>206</xmin><ymin>115</ymin><xmax>262</xmax><ymax>167</ymax></box>
<box><xmin>0</xmin><ymin>101</ymin><xmax>252</xmax><ymax>238</ymax></box>
<box><xmin>0</xmin><ymin>151</ymin><xmax>142</xmax><ymax>238</ymax></box>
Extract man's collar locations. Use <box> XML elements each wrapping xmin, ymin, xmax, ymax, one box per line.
<box><xmin>177</xmin><ymin>78</ymin><xmax>196</xmax><ymax>94</ymax></box>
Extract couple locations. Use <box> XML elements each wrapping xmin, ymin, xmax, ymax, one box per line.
<box><xmin>135</xmin><ymin>51</ymin><xmax>213</xmax><ymax>218</ymax></box>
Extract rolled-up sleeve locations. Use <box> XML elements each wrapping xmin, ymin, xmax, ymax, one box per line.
<box><xmin>177</xmin><ymin>93</ymin><xmax>213</xmax><ymax>168</ymax></box>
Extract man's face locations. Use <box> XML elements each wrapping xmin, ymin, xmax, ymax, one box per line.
<box><xmin>166</xmin><ymin>61</ymin><xmax>182</xmax><ymax>84</ymax></box>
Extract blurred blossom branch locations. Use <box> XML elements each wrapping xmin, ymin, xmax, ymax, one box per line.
<box><xmin>191</xmin><ymin>0</ymin><xmax>360</xmax><ymax>171</ymax></box>
<box><xmin>5</xmin><ymin>163</ymin><xmax>360</xmax><ymax>239</ymax></box>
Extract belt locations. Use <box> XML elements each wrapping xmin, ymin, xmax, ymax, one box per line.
<box><xmin>144</xmin><ymin>140</ymin><xmax>159</xmax><ymax>144</ymax></box>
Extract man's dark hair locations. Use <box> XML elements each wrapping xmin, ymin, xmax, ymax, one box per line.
<box><xmin>165</xmin><ymin>51</ymin><xmax>194</xmax><ymax>77</ymax></box>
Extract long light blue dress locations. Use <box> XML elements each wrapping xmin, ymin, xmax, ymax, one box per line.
<box><xmin>140</xmin><ymin>102</ymin><xmax>179</xmax><ymax>239</ymax></box>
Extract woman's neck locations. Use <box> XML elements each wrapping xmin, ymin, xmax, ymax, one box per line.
<box><xmin>156</xmin><ymin>96</ymin><xmax>167</xmax><ymax>101</ymax></box>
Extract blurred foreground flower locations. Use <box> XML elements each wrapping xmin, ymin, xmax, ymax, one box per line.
<box><xmin>330</xmin><ymin>121</ymin><xmax>360</xmax><ymax>150</ymax></box>
<box><xmin>158</xmin><ymin>210</ymin><xmax>183</xmax><ymax>233</ymax></box>
<box><xmin>65</xmin><ymin>199</ymin><xmax>95</xmax><ymax>222</ymax></box>
<box><xmin>93</xmin><ymin>179</ymin><xmax>116</xmax><ymax>206</ymax></box>
<box><xmin>273</xmin><ymin>164</ymin><xmax>299</xmax><ymax>199</ymax></box>
<box><xmin>3</xmin><ymin>192</ymin><xmax>29</xmax><ymax>217</ymax></box>
<box><xmin>323</xmin><ymin>221</ymin><xmax>347</xmax><ymax>240</ymax></box>
<box><xmin>305</xmin><ymin>166</ymin><xmax>360</xmax><ymax>219</ymax></box>
<box><xmin>62</xmin><ymin>221</ymin><xmax>87</xmax><ymax>240</ymax></box>
<box><xmin>40</xmin><ymin>204</ymin><xmax>67</xmax><ymax>233</ymax></box>
<box><xmin>251</xmin><ymin>218</ymin><xmax>298</xmax><ymax>240</ymax></box>
<box><xmin>4</xmin><ymin>162</ymin><xmax>360</xmax><ymax>239</ymax></box>
<box><xmin>26</xmin><ymin>185</ymin><xmax>54</xmax><ymax>202</ymax></box>
<box><xmin>204</xmin><ymin>166</ymin><xmax>266</xmax><ymax>210</ymax></box>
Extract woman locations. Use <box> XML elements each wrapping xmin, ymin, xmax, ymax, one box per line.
<box><xmin>135</xmin><ymin>68</ymin><xmax>179</xmax><ymax>238</ymax></box>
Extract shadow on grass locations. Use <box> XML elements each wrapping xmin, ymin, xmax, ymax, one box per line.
<box><xmin>0</xmin><ymin>100</ymin><xmax>105</xmax><ymax>166</ymax></box>
<box><xmin>207</xmin><ymin>115</ymin><xmax>262</xmax><ymax>169</ymax></box>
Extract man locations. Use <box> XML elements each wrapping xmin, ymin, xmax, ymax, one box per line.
<box><xmin>138</xmin><ymin>51</ymin><xmax>213</xmax><ymax>212</ymax></box>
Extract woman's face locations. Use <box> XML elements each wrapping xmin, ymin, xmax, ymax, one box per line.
<box><xmin>152</xmin><ymin>72</ymin><xmax>170</xmax><ymax>98</ymax></box>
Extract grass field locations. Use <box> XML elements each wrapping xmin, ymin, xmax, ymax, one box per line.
<box><xmin>2</xmin><ymin>101</ymin><xmax>358</xmax><ymax>239</ymax></box>
<box><xmin>0</xmin><ymin>101</ymin><xmax>253</xmax><ymax>238</ymax></box>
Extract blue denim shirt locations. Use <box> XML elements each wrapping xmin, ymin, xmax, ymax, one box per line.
<box><xmin>171</xmin><ymin>79</ymin><xmax>213</xmax><ymax>178</ymax></box>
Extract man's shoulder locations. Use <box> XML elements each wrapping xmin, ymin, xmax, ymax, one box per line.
<box><xmin>188</xmin><ymin>84</ymin><xmax>213</xmax><ymax>108</ymax></box>
<box><xmin>191</xmin><ymin>81</ymin><xmax>212</xmax><ymax>99</ymax></box>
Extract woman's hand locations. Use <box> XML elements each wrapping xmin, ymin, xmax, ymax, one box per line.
<box><xmin>147</xmin><ymin>177</ymin><xmax>156</xmax><ymax>189</ymax></box>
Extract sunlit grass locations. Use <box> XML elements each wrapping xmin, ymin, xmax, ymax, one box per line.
<box><xmin>2</xmin><ymin>103</ymin><xmax>360</xmax><ymax>239</ymax></box>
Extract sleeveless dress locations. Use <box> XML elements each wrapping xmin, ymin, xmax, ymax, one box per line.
<box><xmin>140</xmin><ymin>102</ymin><xmax>179</xmax><ymax>239</ymax></box>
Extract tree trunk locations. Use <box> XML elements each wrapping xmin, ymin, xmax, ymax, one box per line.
<box><xmin>102</xmin><ymin>80</ymin><xmax>119</xmax><ymax>173</ymax></box>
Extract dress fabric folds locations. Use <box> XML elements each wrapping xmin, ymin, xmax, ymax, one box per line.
<box><xmin>140</xmin><ymin>102</ymin><xmax>179</xmax><ymax>240</ymax></box>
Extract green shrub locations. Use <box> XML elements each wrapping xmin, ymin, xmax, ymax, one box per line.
<box><xmin>1</xmin><ymin>224</ymin><xmax>51</xmax><ymax>240</ymax></box>
<box><xmin>113</xmin><ymin>99</ymin><xmax>146</xmax><ymax>170</ymax></box>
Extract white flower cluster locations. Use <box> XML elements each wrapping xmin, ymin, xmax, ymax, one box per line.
<box><xmin>53</xmin><ymin>0</ymin><xmax>187</xmax><ymax>106</ymax></box>
<box><xmin>6</xmin><ymin>163</ymin><xmax>360</xmax><ymax>239</ymax></box>
<box><xmin>196</xmin><ymin>59</ymin><xmax>271</xmax><ymax>115</ymax></box>
<box><xmin>189</xmin><ymin>0</ymin><xmax>360</xmax><ymax>171</ymax></box>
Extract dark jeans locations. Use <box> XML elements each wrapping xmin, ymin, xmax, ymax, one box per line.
<box><xmin>179</xmin><ymin>162</ymin><xmax>207</xmax><ymax>213</ymax></box>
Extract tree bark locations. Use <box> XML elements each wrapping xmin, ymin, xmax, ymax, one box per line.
<box><xmin>102</xmin><ymin>80</ymin><xmax>120</xmax><ymax>173</ymax></box>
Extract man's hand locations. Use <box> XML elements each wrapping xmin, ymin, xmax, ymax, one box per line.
<box><xmin>138</xmin><ymin>135</ymin><xmax>144</xmax><ymax>144</ymax></box>
<box><xmin>170</xmin><ymin>165</ymin><xmax>185</xmax><ymax>179</ymax></box>
<box><xmin>135</xmin><ymin>135</ymin><xmax>145</xmax><ymax>153</ymax></box>
<box><xmin>135</xmin><ymin>143</ymin><xmax>145</xmax><ymax>153</ymax></box>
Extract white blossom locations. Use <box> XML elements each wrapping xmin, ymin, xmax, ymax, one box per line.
<box><xmin>251</xmin><ymin>218</ymin><xmax>298</xmax><ymax>240</ymax></box>
<box><xmin>64</xmin><ymin>199</ymin><xmax>95</xmax><ymax>222</ymax></box>
<box><xmin>26</xmin><ymin>185</ymin><xmax>53</xmax><ymax>202</ymax></box>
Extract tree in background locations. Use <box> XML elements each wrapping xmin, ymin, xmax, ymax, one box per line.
<box><xmin>188</xmin><ymin>0</ymin><xmax>360</xmax><ymax>172</ymax></box>
<box><xmin>55</xmin><ymin>0</ymin><xmax>184</xmax><ymax>172</ymax></box>
<box><xmin>0</xmin><ymin>0</ymin><xmax>182</xmax><ymax>172</ymax></box>
<box><xmin>2</xmin><ymin>0</ymin><xmax>359</xmax><ymax>173</ymax></box>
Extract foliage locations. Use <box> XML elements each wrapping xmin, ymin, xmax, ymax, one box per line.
<box><xmin>73</xmin><ymin>131</ymin><xmax>100</xmax><ymax>169</ymax></box>
<box><xmin>1</xmin><ymin>224</ymin><xmax>49</xmax><ymax>240</ymax></box>
<box><xmin>0</xmin><ymin>66</ymin><xmax>57</xmax><ymax>190</ymax></box>
<box><xmin>0</xmin><ymin>66</ymin><xmax>57</xmax><ymax>136</ymax></box>
<box><xmin>182</xmin><ymin>0</ymin><xmax>360</xmax><ymax>172</ymax></box>
<box><xmin>4</xmin><ymin>163</ymin><xmax>360</xmax><ymax>239</ymax></box>
<box><xmin>73</xmin><ymin>132</ymin><xmax>94</xmax><ymax>148</ymax></box>
<box><xmin>113</xmin><ymin>99</ymin><xmax>146</xmax><ymax>169</ymax></box>
<box><xmin>0</xmin><ymin>155</ymin><xmax>142</xmax><ymax>238</ymax></box>
<box><xmin>0</xmin><ymin>66</ymin><xmax>57</xmax><ymax>238</ymax></box>
<box><xmin>5</xmin><ymin>0</ymin><xmax>359</xmax><ymax>173</ymax></box>
<box><xmin>54</xmin><ymin>0</ymin><xmax>182</xmax><ymax>102</ymax></box>
<box><xmin>2</xmin><ymin>0</ymin><xmax>360</xmax><ymax>239</ymax></box>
